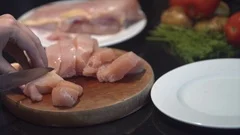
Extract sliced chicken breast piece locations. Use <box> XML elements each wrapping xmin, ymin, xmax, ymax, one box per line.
<box><xmin>23</xmin><ymin>70</ymin><xmax>63</xmax><ymax>101</ymax></box>
<box><xmin>96</xmin><ymin>52</ymin><xmax>144</xmax><ymax>82</ymax></box>
<box><xmin>58</xmin><ymin>39</ymin><xmax>77</xmax><ymax>78</ymax></box>
<box><xmin>83</xmin><ymin>48</ymin><xmax>116</xmax><ymax>77</ymax></box>
<box><xmin>52</xmin><ymin>80</ymin><xmax>83</xmax><ymax>107</ymax></box>
<box><xmin>73</xmin><ymin>35</ymin><xmax>98</xmax><ymax>75</ymax></box>
<box><xmin>46</xmin><ymin>43</ymin><xmax>62</xmax><ymax>74</ymax></box>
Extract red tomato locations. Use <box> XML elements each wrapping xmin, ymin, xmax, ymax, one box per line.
<box><xmin>224</xmin><ymin>12</ymin><xmax>240</xmax><ymax>47</ymax></box>
<box><xmin>169</xmin><ymin>0</ymin><xmax>220</xmax><ymax>19</ymax></box>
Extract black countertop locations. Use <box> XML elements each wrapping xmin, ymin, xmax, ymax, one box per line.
<box><xmin>1</xmin><ymin>0</ymin><xmax>240</xmax><ymax>135</ymax></box>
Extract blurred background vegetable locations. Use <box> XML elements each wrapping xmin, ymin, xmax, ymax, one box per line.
<box><xmin>214</xmin><ymin>1</ymin><xmax>230</xmax><ymax>16</ymax></box>
<box><xmin>160</xmin><ymin>6</ymin><xmax>192</xmax><ymax>28</ymax></box>
<box><xmin>169</xmin><ymin>0</ymin><xmax>220</xmax><ymax>19</ymax></box>
<box><xmin>147</xmin><ymin>24</ymin><xmax>240</xmax><ymax>63</ymax></box>
<box><xmin>194</xmin><ymin>16</ymin><xmax>228</xmax><ymax>32</ymax></box>
<box><xmin>224</xmin><ymin>12</ymin><xmax>240</xmax><ymax>48</ymax></box>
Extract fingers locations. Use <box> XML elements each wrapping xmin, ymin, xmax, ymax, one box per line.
<box><xmin>0</xmin><ymin>57</ymin><xmax>16</xmax><ymax>74</ymax></box>
<box><xmin>12</xmin><ymin>29</ymin><xmax>45</xmax><ymax>68</ymax></box>
<box><xmin>18</xmin><ymin>23</ymin><xmax>48</xmax><ymax>67</ymax></box>
<box><xmin>4</xmin><ymin>44</ymin><xmax>30</xmax><ymax>69</ymax></box>
<box><xmin>0</xmin><ymin>14</ymin><xmax>47</xmax><ymax>70</ymax></box>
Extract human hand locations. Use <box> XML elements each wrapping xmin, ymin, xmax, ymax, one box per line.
<box><xmin>0</xmin><ymin>14</ymin><xmax>47</xmax><ymax>74</ymax></box>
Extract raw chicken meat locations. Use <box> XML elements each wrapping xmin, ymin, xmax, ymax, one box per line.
<box><xmin>97</xmin><ymin>52</ymin><xmax>144</xmax><ymax>82</ymax></box>
<box><xmin>23</xmin><ymin>70</ymin><xmax>63</xmax><ymax>102</ymax></box>
<box><xmin>10</xmin><ymin>34</ymin><xmax>145</xmax><ymax>107</ymax></box>
<box><xmin>47</xmin><ymin>31</ymin><xmax>73</xmax><ymax>41</ymax></box>
<box><xmin>52</xmin><ymin>80</ymin><xmax>83</xmax><ymax>107</ymax></box>
<box><xmin>45</xmin><ymin>35</ymin><xmax>145</xmax><ymax>83</ymax></box>
<box><xmin>46</xmin><ymin>34</ymin><xmax>97</xmax><ymax>77</ymax></box>
<box><xmin>11</xmin><ymin>63</ymin><xmax>23</xmax><ymax>71</ymax></box>
<box><xmin>83</xmin><ymin>48</ymin><xmax>117</xmax><ymax>77</ymax></box>
<box><xmin>74</xmin><ymin>35</ymin><xmax>98</xmax><ymax>75</ymax></box>
<box><xmin>11</xmin><ymin>63</ymin><xmax>83</xmax><ymax>107</ymax></box>
<box><xmin>24</xmin><ymin>71</ymin><xmax>83</xmax><ymax>107</ymax></box>
<box><xmin>58</xmin><ymin>39</ymin><xmax>77</xmax><ymax>78</ymax></box>
<box><xmin>128</xmin><ymin>59</ymin><xmax>145</xmax><ymax>74</ymax></box>
<box><xmin>46</xmin><ymin>42</ymin><xmax>62</xmax><ymax>74</ymax></box>
<box><xmin>21</xmin><ymin>0</ymin><xmax>145</xmax><ymax>35</ymax></box>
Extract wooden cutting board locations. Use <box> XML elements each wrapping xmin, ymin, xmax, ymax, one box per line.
<box><xmin>1</xmin><ymin>49</ymin><xmax>154</xmax><ymax>127</ymax></box>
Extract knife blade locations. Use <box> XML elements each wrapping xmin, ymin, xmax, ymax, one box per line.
<box><xmin>0</xmin><ymin>67</ymin><xmax>53</xmax><ymax>91</ymax></box>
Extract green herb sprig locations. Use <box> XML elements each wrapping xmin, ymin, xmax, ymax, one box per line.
<box><xmin>147</xmin><ymin>24</ymin><xmax>240</xmax><ymax>63</ymax></box>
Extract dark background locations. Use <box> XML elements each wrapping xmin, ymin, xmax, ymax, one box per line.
<box><xmin>0</xmin><ymin>0</ymin><xmax>240</xmax><ymax>135</ymax></box>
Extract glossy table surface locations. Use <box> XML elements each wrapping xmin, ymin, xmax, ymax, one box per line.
<box><xmin>1</xmin><ymin>0</ymin><xmax>240</xmax><ymax>134</ymax></box>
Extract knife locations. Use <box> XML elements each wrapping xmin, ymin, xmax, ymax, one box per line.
<box><xmin>0</xmin><ymin>67</ymin><xmax>53</xmax><ymax>91</ymax></box>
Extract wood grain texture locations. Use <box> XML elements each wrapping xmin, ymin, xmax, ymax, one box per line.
<box><xmin>1</xmin><ymin>49</ymin><xmax>154</xmax><ymax>127</ymax></box>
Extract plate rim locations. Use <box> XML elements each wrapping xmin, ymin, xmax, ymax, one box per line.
<box><xmin>151</xmin><ymin>58</ymin><xmax>240</xmax><ymax>129</ymax></box>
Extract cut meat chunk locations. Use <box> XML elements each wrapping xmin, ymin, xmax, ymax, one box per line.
<box><xmin>11</xmin><ymin>63</ymin><xmax>84</xmax><ymax>107</ymax></box>
<box><xmin>74</xmin><ymin>35</ymin><xmax>98</xmax><ymax>75</ymax></box>
<box><xmin>128</xmin><ymin>58</ymin><xmax>145</xmax><ymax>74</ymax></box>
<box><xmin>83</xmin><ymin>48</ymin><xmax>116</xmax><ymax>77</ymax></box>
<box><xmin>52</xmin><ymin>80</ymin><xmax>83</xmax><ymax>107</ymax></box>
<box><xmin>46</xmin><ymin>43</ymin><xmax>62</xmax><ymax>74</ymax></box>
<box><xmin>46</xmin><ymin>34</ymin><xmax>98</xmax><ymax>77</ymax></box>
<box><xmin>96</xmin><ymin>52</ymin><xmax>144</xmax><ymax>82</ymax></box>
<box><xmin>11</xmin><ymin>63</ymin><xmax>23</xmax><ymax>71</ymax></box>
<box><xmin>23</xmin><ymin>70</ymin><xmax>63</xmax><ymax>101</ymax></box>
<box><xmin>58</xmin><ymin>39</ymin><xmax>77</xmax><ymax>78</ymax></box>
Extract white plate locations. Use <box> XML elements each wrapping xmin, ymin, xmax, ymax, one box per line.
<box><xmin>18</xmin><ymin>0</ymin><xmax>147</xmax><ymax>48</ymax></box>
<box><xmin>151</xmin><ymin>58</ymin><xmax>240</xmax><ymax>129</ymax></box>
